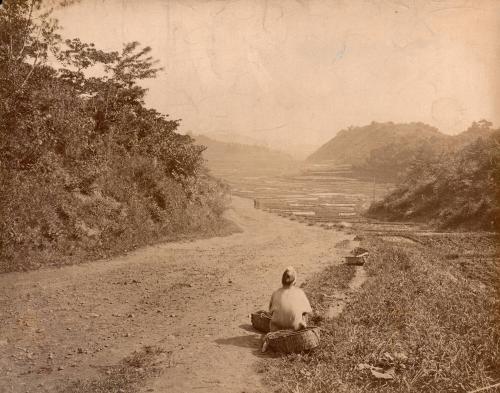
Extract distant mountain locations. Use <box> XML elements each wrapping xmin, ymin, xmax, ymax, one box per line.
<box><xmin>204</xmin><ymin>131</ymin><xmax>320</xmax><ymax>160</ymax></box>
<box><xmin>203</xmin><ymin>131</ymin><xmax>267</xmax><ymax>147</ymax></box>
<box><xmin>194</xmin><ymin>135</ymin><xmax>298</xmax><ymax>178</ymax></box>
<box><xmin>280</xmin><ymin>143</ymin><xmax>320</xmax><ymax>160</ymax></box>
<box><xmin>306</xmin><ymin>121</ymin><xmax>496</xmax><ymax>181</ymax></box>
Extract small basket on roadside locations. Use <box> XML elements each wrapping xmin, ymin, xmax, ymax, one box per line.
<box><xmin>345</xmin><ymin>255</ymin><xmax>367</xmax><ymax>265</ymax></box>
<box><xmin>352</xmin><ymin>247</ymin><xmax>369</xmax><ymax>257</ymax></box>
<box><xmin>265</xmin><ymin>327</ymin><xmax>321</xmax><ymax>354</ymax></box>
<box><xmin>346</xmin><ymin>247</ymin><xmax>369</xmax><ymax>265</ymax></box>
<box><xmin>251</xmin><ymin>310</ymin><xmax>271</xmax><ymax>332</ymax></box>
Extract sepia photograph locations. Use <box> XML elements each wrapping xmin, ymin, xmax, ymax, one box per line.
<box><xmin>0</xmin><ymin>0</ymin><xmax>499</xmax><ymax>392</ymax></box>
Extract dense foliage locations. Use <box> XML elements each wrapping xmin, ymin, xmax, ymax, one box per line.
<box><xmin>367</xmin><ymin>129</ymin><xmax>500</xmax><ymax>231</ymax></box>
<box><xmin>0</xmin><ymin>0</ymin><xmax>230</xmax><ymax>272</ymax></box>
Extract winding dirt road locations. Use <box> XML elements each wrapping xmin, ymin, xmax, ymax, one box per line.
<box><xmin>0</xmin><ymin>197</ymin><xmax>353</xmax><ymax>393</ymax></box>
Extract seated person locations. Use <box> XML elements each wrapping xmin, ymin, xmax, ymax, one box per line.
<box><xmin>261</xmin><ymin>266</ymin><xmax>312</xmax><ymax>353</ymax></box>
<box><xmin>262</xmin><ymin>267</ymin><xmax>312</xmax><ymax>352</ymax></box>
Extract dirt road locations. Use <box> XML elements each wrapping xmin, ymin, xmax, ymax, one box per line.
<box><xmin>0</xmin><ymin>197</ymin><xmax>354</xmax><ymax>393</ymax></box>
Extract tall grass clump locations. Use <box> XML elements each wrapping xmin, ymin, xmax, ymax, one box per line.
<box><xmin>264</xmin><ymin>236</ymin><xmax>499</xmax><ymax>393</ymax></box>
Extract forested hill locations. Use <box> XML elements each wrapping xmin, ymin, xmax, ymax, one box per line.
<box><xmin>0</xmin><ymin>1</ymin><xmax>230</xmax><ymax>273</ymax></box>
<box><xmin>452</xmin><ymin>120</ymin><xmax>496</xmax><ymax>147</ymax></box>
<box><xmin>306</xmin><ymin>121</ymin><xmax>497</xmax><ymax>181</ymax></box>
<box><xmin>195</xmin><ymin>135</ymin><xmax>298</xmax><ymax>177</ymax></box>
<box><xmin>307</xmin><ymin>122</ymin><xmax>443</xmax><ymax>164</ymax></box>
<box><xmin>367</xmin><ymin>129</ymin><xmax>500</xmax><ymax>231</ymax></box>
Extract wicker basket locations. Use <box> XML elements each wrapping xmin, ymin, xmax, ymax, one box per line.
<box><xmin>345</xmin><ymin>255</ymin><xmax>366</xmax><ymax>266</ymax></box>
<box><xmin>265</xmin><ymin>327</ymin><xmax>321</xmax><ymax>353</ymax></box>
<box><xmin>251</xmin><ymin>310</ymin><xmax>271</xmax><ymax>332</ymax></box>
<box><xmin>352</xmin><ymin>247</ymin><xmax>369</xmax><ymax>257</ymax></box>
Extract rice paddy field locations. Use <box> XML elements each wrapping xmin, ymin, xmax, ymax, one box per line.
<box><xmin>221</xmin><ymin>162</ymin><xmax>402</xmax><ymax>227</ymax></box>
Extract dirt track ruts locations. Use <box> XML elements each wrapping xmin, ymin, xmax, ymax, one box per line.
<box><xmin>0</xmin><ymin>196</ymin><xmax>354</xmax><ymax>393</ymax></box>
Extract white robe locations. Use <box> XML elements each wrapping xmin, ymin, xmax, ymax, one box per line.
<box><xmin>269</xmin><ymin>286</ymin><xmax>312</xmax><ymax>331</ymax></box>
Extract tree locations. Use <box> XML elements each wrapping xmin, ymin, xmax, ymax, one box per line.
<box><xmin>0</xmin><ymin>0</ymin><xmax>59</xmax><ymax>98</ymax></box>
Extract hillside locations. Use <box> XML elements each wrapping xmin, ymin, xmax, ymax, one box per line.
<box><xmin>452</xmin><ymin>119</ymin><xmax>496</xmax><ymax>147</ymax></box>
<box><xmin>367</xmin><ymin>129</ymin><xmax>500</xmax><ymax>231</ymax></box>
<box><xmin>195</xmin><ymin>134</ymin><xmax>298</xmax><ymax>178</ymax></box>
<box><xmin>307</xmin><ymin>122</ymin><xmax>443</xmax><ymax>164</ymax></box>
<box><xmin>0</xmin><ymin>3</ymin><xmax>230</xmax><ymax>273</ymax></box>
<box><xmin>306</xmin><ymin>121</ymin><xmax>496</xmax><ymax>180</ymax></box>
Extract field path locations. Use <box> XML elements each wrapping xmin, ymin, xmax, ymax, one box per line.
<box><xmin>0</xmin><ymin>197</ymin><xmax>353</xmax><ymax>393</ymax></box>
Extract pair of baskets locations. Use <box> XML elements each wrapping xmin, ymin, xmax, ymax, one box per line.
<box><xmin>250</xmin><ymin>310</ymin><xmax>321</xmax><ymax>353</ymax></box>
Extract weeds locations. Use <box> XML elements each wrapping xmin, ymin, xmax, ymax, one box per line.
<box><xmin>264</xmin><ymin>234</ymin><xmax>500</xmax><ymax>392</ymax></box>
<box><xmin>61</xmin><ymin>346</ymin><xmax>168</xmax><ymax>393</ymax></box>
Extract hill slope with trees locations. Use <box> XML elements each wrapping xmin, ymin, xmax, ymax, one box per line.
<box><xmin>367</xmin><ymin>129</ymin><xmax>500</xmax><ymax>231</ymax></box>
<box><xmin>307</xmin><ymin>122</ymin><xmax>443</xmax><ymax>164</ymax></box>
<box><xmin>0</xmin><ymin>1</ymin><xmax>231</xmax><ymax>273</ymax></box>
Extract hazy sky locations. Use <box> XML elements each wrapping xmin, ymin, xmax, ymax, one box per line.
<box><xmin>54</xmin><ymin>0</ymin><xmax>500</xmax><ymax>156</ymax></box>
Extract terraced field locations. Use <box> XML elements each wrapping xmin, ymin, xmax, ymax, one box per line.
<box><xmin>214</xmin><ymin>162</ymin><xmax>418</xmax><ymax>232</ymax></box>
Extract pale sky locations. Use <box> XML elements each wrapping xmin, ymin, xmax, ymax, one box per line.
<box><xmin>54</xmin><ymin>0</ymin><xmax>500</xmax><ymax>156</ymax></box>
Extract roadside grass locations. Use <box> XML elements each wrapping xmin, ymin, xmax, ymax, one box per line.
<box><xmin>263</xmin><ymin>234</ymin><xmax>500</xmax><ymax>393</ymax></box>
<box><xmin>60</xmin><ymin>346</ymin><xmax>169</xmax><ymax>393</ymax></box>
<box><xmin>302</xmin><ymin>263</ymin><xmax>355</xmax><ymax>293</ymax></box>
<box><xmin>0</xmin><ymin>215</ymin><xmax>240</xmax><ymax>274</ymax></box>
<box><xmin>301</xmin><ymin>263</ymin><xmax>355</xmax><ymax>325</ymax></box>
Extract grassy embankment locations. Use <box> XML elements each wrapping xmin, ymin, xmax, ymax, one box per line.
<box><xmin>263</xmin><ymin>233</ymin><xmax>499</xmax><ymax>393</ymax></box>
